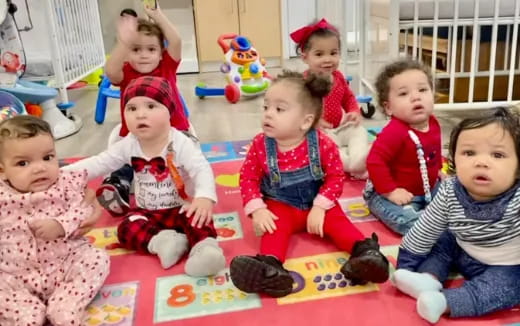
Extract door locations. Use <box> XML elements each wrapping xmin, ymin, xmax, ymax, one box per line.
<box><xmin>161</xmin><ymin>0</ymin><xmax>199</xmax><ymax>72</ymax></box>
<box><xmin>194</xmin><ymin>0</ymin><xmax>239</xmax><ymax>61</ymax></box>
<box><xmin>238</xmin><ymin>0</ymin><xmax>281</xmax><ymax>58</ymax></box>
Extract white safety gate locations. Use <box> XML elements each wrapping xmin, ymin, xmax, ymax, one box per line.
<box><xmin>351</xmin><ymin>0</ymin><xmax>520</xmax><ymax>111</ymax></box>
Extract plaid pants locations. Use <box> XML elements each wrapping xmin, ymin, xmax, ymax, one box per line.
<box><xmin>117</xmin><ymin>207</ymin><xmax>217</xmax><ymax>253</ymax></box>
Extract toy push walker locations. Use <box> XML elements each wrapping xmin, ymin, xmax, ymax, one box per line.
<box><xmin>195</xmin><ymin>33</ymin><xmax>271</xmax><ymax>103</ymax></box>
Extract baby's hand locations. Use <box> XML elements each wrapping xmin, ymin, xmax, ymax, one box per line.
<box><xmin>318</xmin><ymin>118</ymin><xmax>334</xmax><ymax>129</ymax></box>
<box><xmin>344</xmin><ymin>112</ymin><xmax>362</xmax><ymax>126</ymax></box>
<box><xmin>384</xmin><ymin>188</ymin><xmax>414</xmax><ymax>205</ymax></box>
<box><xmin>73</xmin><ymin>188</ymin><xmax>101</xmax><ymax>238</ymax></box>
<box><xmin>29</xmin><ymin>219</ymin><xmax>65</xmax><ymax>241</ymax></box>
<box><xmin>251</xmin><ymin>208</ymin><xmax>278</xmax><ymax>235</ymax></box>
<box><xmin>307</xmin><ymin>206</ymin><xmax>325</xmax><ymax>237</ymax></box>
<box><xmin>117</xmin><ymin>15</ymin><xmax>138</xmax><ymax>46</ymax></box>
<box><xmin>143</xmin><ymin>0</ymin><xmax>162</xmax><ymax>19</ymax></box>
<box><xmin>180</xmin><ymin>197</ymin><xmax>214</xmax><ymax>228</ymax></box>
<box><xmin>438</xmin><ymin>169</ymin><xmax>448</xmax><ymax>181</ymax></box>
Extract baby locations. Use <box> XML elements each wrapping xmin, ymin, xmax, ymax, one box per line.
<box><xmin>0</xmin><ymin>115</ymin><xmax>109</xmax><ymax>326</ymax></box>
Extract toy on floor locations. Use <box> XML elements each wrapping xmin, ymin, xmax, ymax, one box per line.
<box><xmin>0</xmin><ymin>105</ymin><xmax>17</xmax><ymax>120</ymax></box>
<box><xmin>25</xmin><ymin>102</ymin><xmax>43</xmax><ymax>117</ymax></box>
<box><xmin>0</xmin><ymin>79</ymin><xmax>83</xmax><ymax>139</ymax></box>
<box><xmin>195</xmin><ymin>33</ymin><xmax>271</xmax><ymax>103</ymax></box>
<box><xmin>0</xmin><ymin>90</ymin><xmax>26</xmax><ymax>121</ymax></box>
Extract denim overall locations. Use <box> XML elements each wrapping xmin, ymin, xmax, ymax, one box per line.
<box><xmin>260</xmin><ymin>129</ymin><xmax>324</xmax><ymax>210</ymax></box>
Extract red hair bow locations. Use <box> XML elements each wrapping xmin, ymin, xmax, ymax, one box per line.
<box><xmin>290</xmin><ymin>18</ymin><xmax>337</xmax><ymax>50</ymax></box>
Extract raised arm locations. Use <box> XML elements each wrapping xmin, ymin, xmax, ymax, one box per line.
<box><xmin>105</xmin><ymin>15</ymin><xmax>138</xmax><ymax>84</ymax></box>
<box><xmin>62</xmin><ymin>138</ymin><xmax>130</xmax><ymax>180</ymax></box>
<box><xmin>144</xmin><ymin>2</ymin><xmax>182</xmax><ymax>61</ymax></box>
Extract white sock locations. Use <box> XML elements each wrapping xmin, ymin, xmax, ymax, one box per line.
<box><xmin>417</xmin><ymin>291</ymin><xmax>447</xmax><ymax>323</ymax></box>
<box><xmin>185</xmin><ymin>237</ymin><xmax>225</xmax><ymax>277</ymax></box>
<box><xmin>148</xmin><ymin>230</ymin><xmax>188</xmax><ymax>269</ymax></box>
<box><xmin>392</xmin><ymin>269</ymin><xmax>442</xmax><ymax>299</ymax></box>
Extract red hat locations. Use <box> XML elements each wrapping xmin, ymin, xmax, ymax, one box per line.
<box><xmin>122</xmin><ymin>76</ymin><xmax>175</xmax><ymax>114</ymax></box>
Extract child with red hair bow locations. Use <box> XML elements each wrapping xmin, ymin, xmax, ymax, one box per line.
<box><xmin>291</xmin><ymin>18</ymin><xmax>370</xmax><ymax>179</ymax></box>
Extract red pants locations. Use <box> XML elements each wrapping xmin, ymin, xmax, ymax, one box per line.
<box><xmin>117</xmin><ymin>207</ymin><xmax>217</xmax><ymax>253</ymax></box>
<box><xmin>260</xmin><ymin>199</ymin><xmax>364</xmax><ymax>262</ymax></box>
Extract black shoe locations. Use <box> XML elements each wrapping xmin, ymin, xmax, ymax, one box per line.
<box><xmin>340</xmin><ymin>233</ymin><xmax>389</xmax><ymax>285</ymax></box>
<box><xmin>230</xmin><ymin>254</ymin><xmax>294</xmax><ymax>298</ymax></box>
<box><xmin>96</xmin><ymin>176</ymin><xmax>130</xmax><ymax>217</ymax></box>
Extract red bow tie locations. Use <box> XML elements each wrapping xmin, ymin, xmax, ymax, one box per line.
<box><xmin>131</xmin><ymin>156</ymin><xmax>169</xmax><ymax>182</ymax></box>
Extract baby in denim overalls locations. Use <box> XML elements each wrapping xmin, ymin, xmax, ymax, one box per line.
<box><xmin>229</xmin><ymin>70</ymin><xmax>389</xmax><ymax>298</ymax></box>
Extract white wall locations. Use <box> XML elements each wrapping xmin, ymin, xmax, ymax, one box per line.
<box><xmin>283</xmin><ymin>0</ymin><xmax>363</xmax><ymax>59</ymax></box>
<box><xmin>12</xmin><ymin>0</ymin><xmax>52</xmax><ymax>62</ymax></box>
<box><xmin>285</xmin><ymin>0</ymin><xmax>316</xmax><ymax>57</ymax></box>
<box><xmin>152</xmin><ymin>0</ymin><xmax>199</xmax><ymax>73</ymax></box>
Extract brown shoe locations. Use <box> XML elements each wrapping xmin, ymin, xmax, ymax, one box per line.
<box><xmin>340</xmin><ymin>233</ymin><xmax>389</xmax><ymax>285</ymax></box>
<box><xmin>230</xmin><ymin>254</ymin><xmax>294</xmax><ymax>298</ymax></box>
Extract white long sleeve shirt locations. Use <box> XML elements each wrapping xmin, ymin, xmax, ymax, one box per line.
<box><xmin>63</xmin><ymin>128</ymin><xmax>217</xmax><ymax>210</ymax></box>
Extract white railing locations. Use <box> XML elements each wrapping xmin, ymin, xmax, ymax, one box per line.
<box><xmin>347</xmin><ymin>0</ymin><xmax>520</xmax><ymax>111</ymax></box>
<box><xmin>390</xmin><ymin>0</ymin><xmax>520</xmax><ymax>110</ymax></box>
<box><xmin>43</xmin><ymin>0</ymin><xmax>105</xmax><ymax>103</ymax></box>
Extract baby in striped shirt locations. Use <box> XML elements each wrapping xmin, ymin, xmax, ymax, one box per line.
<box><xmin>393</xmin><ymin>106</ymin><xmax>520</xmax><ymax>323</ymax></box>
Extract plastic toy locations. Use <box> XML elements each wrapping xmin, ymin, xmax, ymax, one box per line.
<box><xmin>25</xmin><ymin>102</ymin><xmax>43</xmax><ymax>117</ymax></box>
<box><xmin>0</xmin><ymin>105</ymin><xmax>17</xmax><ymax>120</ymax></box>
<box><xmin>195</xmin><ymin>33</ymin><xmax>271</xmax><ymax>103</ymax></box>
<box><xmin>83</xmin><ymin>65</ymin><xmax>104</xmax><ymax>86</ymax></box>
<box><xmin>345</xmin><ymin>75</ymin><xmax>376</xmax><ymax>119</ymax></box>
<box><xmin>1</xmin><ymin>50</ymin><xmax>23</xmax><ymax>73</ymax></box>
<box><xmin>0</xmin><ymin>90</ymin><xmax>26</xmax><ymax>122</ymax></box>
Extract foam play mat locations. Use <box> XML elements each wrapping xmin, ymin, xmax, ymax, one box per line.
<box><xmin>77</xmin><ymin>140</ymin><xmax>519</xmax><ymax>326</ymax></box>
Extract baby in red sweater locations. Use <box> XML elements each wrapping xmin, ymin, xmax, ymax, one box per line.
<box><xmin>364</xmin><ymin>59</ymin><xmax>442</xmax><ymax>235</ymax></box>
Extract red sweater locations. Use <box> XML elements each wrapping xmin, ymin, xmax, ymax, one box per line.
<box><xmin>322</xmin><ymin>70</ymin><xmax>360</xmax><ymax>128</ymax></box>
<box><xmin>116</xmin><ymin>51</ymin><xmax>190</xmax><ymax>136</ymax></box>
<box><xmin>240</xmin><ymin>130</ymin><xmax>345</xmax><ymax>207</ymax></box>
<box><xmin>366</xmin><ymin>116</ymin><xmax>442</xmax><ymax>195</ymax></box>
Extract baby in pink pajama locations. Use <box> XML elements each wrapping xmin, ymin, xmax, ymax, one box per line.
<box><xmin>0</xmin><ymin>116</ymin><xmax>110</xmax><ymax>326</ymax></box>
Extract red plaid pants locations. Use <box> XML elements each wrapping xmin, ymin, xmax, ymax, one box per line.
<box><xmin>117</xmin><ymin>207</ymin><xmax>217</xmax><ymax>253</ymax></box>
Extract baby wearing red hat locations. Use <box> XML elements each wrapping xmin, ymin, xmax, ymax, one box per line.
<box><xmin>64</xmin><ymin>76</ymin><xmax>225</xmax><ymax>276</ymax></box>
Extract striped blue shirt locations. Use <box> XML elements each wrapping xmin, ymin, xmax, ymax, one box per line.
<box><xmin>402</xmin><ymin>178</ymin><xmax>520</xmax><ymax>255</ymax></box>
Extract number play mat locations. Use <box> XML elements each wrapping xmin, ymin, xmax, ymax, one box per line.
<box><xmin>72</xmin><ymin>139</ymin><xmax>520</xmax><ymax>326</ymax></box>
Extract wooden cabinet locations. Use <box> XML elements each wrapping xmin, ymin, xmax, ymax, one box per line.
<box><xmin>193</xmin><ymin>0</ymin><xmax>239</xmax><ymax>62</ymax></box>
<box><xmin>194</xmin><ymin>0</ymin><xmax>281</xmax><ymax>62</ymax></box>
<box><xmin>237</xmin><ymin>0</ymin><xmax>281</xmax><ymax>58</ymax></box>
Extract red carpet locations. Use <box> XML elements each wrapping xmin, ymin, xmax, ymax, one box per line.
<box><xmin>82</xmin><ymin>159</ymin><xmax>520</xmax><ymax>326</ymax></box>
